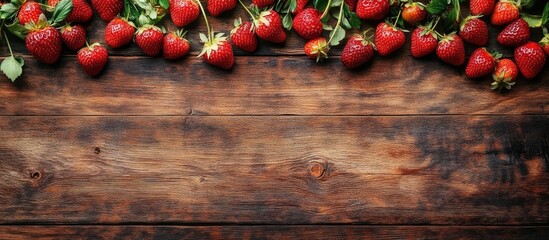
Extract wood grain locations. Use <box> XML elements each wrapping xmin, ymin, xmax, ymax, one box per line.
<box><xmin>1</xmin><ymin>225</ymin><xmax>548</xmax><ymax>240</ymax></box>
<box><xmin>0</xmin><ymin>56</ymin><xmax>547</xmax><ymax>116</ymax></box>
<box><xmin>1</xmin><ymin>116</ymin><xmax>548</xmax><ymax>224</ymax></box>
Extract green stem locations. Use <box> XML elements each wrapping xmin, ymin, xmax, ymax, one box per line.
<box><xmin>327</xmin><ymin>2</ymin><xmax>344</xmax><ymax>45</ymax></box>
<box><xmin>320</xmin><ymin>0</ymin><xmax>332</xmax><ymax>19</ymax></box>
<box><xmin>3</xmin><ymin>30</ymin><xmax>14</xmax><ymax>57</ymax></box>
<box><xmin>238</xmin><ymin>0</ymin><xmax>256</xmax><ymax>20</ymax></box>
<box><xmin>196</xmin><ymin>0</ymin><xmax>212</xmax><ymax>41</ymax></box>
<box><xmin>393</xmin><ymin>7</ymin><xmax>402</xmax><ymax>26</ymax></box>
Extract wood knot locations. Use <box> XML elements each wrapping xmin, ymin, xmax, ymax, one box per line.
<box><xmin>30</xmin><ymin>171</ymin><xmax>41</xmax><ymax>180</ymax></box>
<box><xmin>310</xmin><ymin>163</ymin><xmax>325</xmax><ymax>178</ymax></box>
<box><xmin>94</xmin><ymin>147</ymin><xmax>101</xmax><ymax>154</ymax></box>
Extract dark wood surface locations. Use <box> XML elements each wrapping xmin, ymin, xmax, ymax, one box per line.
<box><xmin>0</xmin><ymin>3</ymin><xmax>548</xmax><ymax>239</ymax></box>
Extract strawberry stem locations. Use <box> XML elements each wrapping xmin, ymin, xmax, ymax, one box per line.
<box><xmin>238</xmin><ymin>0</ymin><xmax>256</xmax><ymax>20</ymax></box>
<box><xmin>196</xmin><ymin>0</ymin><xmax>213</xmax><ymax>40</ymax></box>
<box><xmin>3</xmin><ymin>31</ymin><xmax>14</xmax><ymax>57</ymax></box>
<box><xmin>393</xmin><ymin>7</ymin><xmax>402</xmax><ymax>26</ymax></box>
<box><xmin>320</xmin><ymin>0</ymin><xmax>333</xmax><ymax>19</ymax></box>
<box><xmin>327</xmin><ymin>2</ymin><xmax>344</xmax><ymax>45</ymax></box>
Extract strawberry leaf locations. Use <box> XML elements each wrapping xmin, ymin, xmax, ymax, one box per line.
<box><xmin>331</xmin><ymin>0</ymin><xmax>342</xmax><ymax>7</ymax></box>
<box><xmin>1</xmin><ymin>56</ymin><xmax>24</xmax><ymax>82</ymax></box>
<box><xmin>159</xmin><ymin>0</ymin><xmax>169</xmax><ymax>9</ymax></box>
<box><xmin>542</xmin><ymin>2</ymin><xmax>549</xmax><ymax>26</ymax></box>
<box><xmin>6</xmin><ymin>21</ymin><xmax>27</xmax><ymax>39</ymax></box>
<box><xmin>522</xmin><ymin>13</ymin><xmax>543</xmax><ymax>28</ymax></box>
<box><xmin>50</xmin><ymin>0</ymin><xmax>73</xmax><ymax>25</ymax></box>
<box><xmin>329</xmin><ymin>26</ymin><xmax>345</xmax><ymax>46</ymax></box>
<box><xmin>341</xmin><ymin>16</ymin><xmax>351</xmax><ymax>29</ymax></box>
<box><xmin>283</xmin><ymin>12</ymin><xmax>293</xmax><ymax>31</ymax></box>
<box><xmin>426</xmin><ymin>0</ymin><xmax>449</xmax><ymax>15</ymax></box>
<box><xmin>348</xmin><ymin>12</ymin><xmax>361</xmax><ymax>29</ymax></box>
<box><xmin>0</xmin><ymin>3</ymin><xmax>18</xmax><ymax>20</ymax></box>
<box><xmin>314</xmin><ymin>0</ymin><xmax>329</xmax><ymax>13</ymax></box>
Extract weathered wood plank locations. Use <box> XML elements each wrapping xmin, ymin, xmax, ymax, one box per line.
<box><xmin>1</xmin><ymin>225</ymin><xmax>548</xmax><ymax>240</ymax></box>
<box><xmin>0</xmin><ymin>56</ymin><xmax>547</xmax><ymax>116</ymax></box>
<box><xmin>1</xmin><ymin>116</ymin><xmax>548</xmax><ymax>224</ymax></box>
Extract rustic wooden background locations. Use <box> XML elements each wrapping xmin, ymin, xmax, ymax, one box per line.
<box><xmin>0</xmin><ymin>3</ymin><xmax>548</xmax><ymax>239</ymax></box>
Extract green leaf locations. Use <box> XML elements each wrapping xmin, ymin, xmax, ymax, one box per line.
<box><xmin>6</xmin><ymin>21</ymin><xmax>27</xmax><ymax>39</ymax></box>
<box><xmin>11</xmin><ymin>0</ymin><xmax>23</xmax><ymax>6</ymax></box>
<box><xmin>542</xmin><ymin>2</ymin><xmax>549</xmax><ymax>26</ymax></box>
<box><xmin>314</xmin><ymin>0</ymin><xmax>329</xmax><ymax>13</ymax></box>
<box><xmin>522</xmin><ymin>13</ymin><xmax>543</xmax><ymax>28</ymax></box>
<box><xmin>289</xmin><ymin>0</ymin><xmax>297</xmax><ymax>12</ymax></box>
<box><xmin>329</xmin><ymin>26</ymin><xmax>345</xmax><ymax>46</ymax></box>
<box><xmin>322</xmin><ymin>23</ymin><xmax>333</xmax><ymax>30</ymax></box>
<box><xmin>50</xmin><ymin>0</ymin><xmax>73</xmax><ymax>25</ymax></box>
<box><xmin>522</xmin><ymin>0</ymin><xmax>536</xmax><ymax>9</ymax></box>
<box><xmin>341</xmin><ymin>16</ymin><xmax>351</xmax><ymax>29</ymax></box>
<box><xmin>443</xmin><ymin>6</ymin><xmax>459</xmax><ymax>31</ymax></box>
<box><xmin>331</xmin><ymin>0</ymin><xmax>342</xmax><ymax>7</ymax></box>
<box><xmin>426</xmin><ymin>0</ymin><xmax>449</xmax><ymax>15</ymax></box>
<box><xmin>159</xmin><ymin>0</ymin><xmax>169</xmax><ymax>9</ymax></box>
<box><xmin>283</xmin><ymin>12</ymin><xmax>293</xmax><ymax>31</ymax></box>
<box><xmin>0</xmin><ymin>3</ymin><xmax>18</xmax><ymax>20</ymax></box>
<box><xmin>1</xmin><ymin>56</ymin><xmax>24</xmax><ymax>82</ymax></box>
<box><xmin>349</xmin><ymin>12</ymin><xmax>361</xmax><ymax>29</ymax></box>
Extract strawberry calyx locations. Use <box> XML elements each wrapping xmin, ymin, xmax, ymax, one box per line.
<box><xmin>198</xmin><ymin>32</ymin><xmax>228</xmax><ymax>58</ymax></box>
<box><xmin>24</xmin><ymin>13</ymin><xmax>50</xmax><ymax>32</ymax></box>
<box><xmin>80</xmin><ymin>42</ymin><xmax>102</xmax><ymax>52</ymax></box>
<box><xmin>306</xmin><ymin>37</ymin><xmax>329</xmax><ymax>62</ymax></box>
<box><xmin>135</xmin><ymin>24</ymin><xmax>163</xmax><ymax>36</ymax></box>
<box><xmin>231</xmin><ymin>17</ymin><xmax>254</xmax><ymax>35</ymax></box>
<box><xmin>460</xmin><ymin>15</ymin><xmax>482</xmax><ymax>31</ymax></box>
<box><xmin>491</xmin><ymin>70</ymin><xmax>516</xmax><ymax>91</ymax></box>
<box><xmin>438</xmin><ymin>32</ymin><xmax>458</xmax><ymax>44</ymax></box>
<box><xmin>419</xmin><ymin>17</ymin><xmax>440</xmax><ymax>39</ymax></box>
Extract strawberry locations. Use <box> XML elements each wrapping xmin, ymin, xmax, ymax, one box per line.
<box><xmin>356</xmin><ymin>0</ymin><xmax>390</xmax><ymax>21</ymax></box>
<box><xmin>104</xmin><ymin>17</ymin><xmax>136</xmax><ymax>48</ymax></box>
<box><xmin>491</xmin><ymin>58</ymin><xmax>518</xmax><ymax>91</ymax></box>
<box><xmin>66</xmin><ymin>0</ymin><xmax>93</xmax><ymax>23</ymax></box>
<box><xmin>293</xmin><ymin>8</ymin><xmax>323</xmax><ymax>40</ymax></box>
<box><xmin>170</xmin><ymin>0</ymin><xmax>200</xmax><ymax>27</ymax></box>
<box><xmin>48</xmin><ymin>0</ymin><xmax>61</xmax><ymax>6</ymax></box>
<box><xmin>491</xmin><ymin>0</ymin><xmax>519</xmax><ymax>26</ymax></box>
<box><xmin>230</xmin><ymin>19</ymin><xmax>258</xmax><ymax>53</ymax></box>
<box><xmin>375</xmin><ymin>22</ymin><xmax>405</xmax><ymax>56</ymax></box>
<box><xmin>18</xmin><ymin>1</ymin><xmax>43</xmax><ymax>25</ymax></box>
<box><xmin>514</xmin><ymin>42</ymin><xmax>546</xmax><ymax>79</ymax></box>
<box><xmin>341</xmin><ymin>32</ymin><xmax>375</xmax><ymax>69</ymax></box>
<box><xmin>436</xmin><ymin>33</ymin><xmax>465</xmax><ymax>66</ymax></box>
<box><xmin>60</xmin><ymin>24</ymin><xmax>86</xmax><ymax>51</ymax></box>
<box><xmin>465</xmin><ymin>48</ymin><xmax>500</xmax><ymax>78</ymax></box>
<box><xmin>497</xmin><ymin>18</ymin><xmax>529</xmax><ymax>47</ymax></box>
<box><xmin>293</xmin><ymin>0</ymin><xmax>308</xmax><ymax>14</ymax></box>
<box><xmin>25</xmin><ymin>20</ymin><xmax>62</xmax><ymax>64</ymax></box>
<box><xmin>410</xmin><ymin>26</ymin><xmax>437</xmax><ymax>58</ymax></box>
<box><xmin>255</xmin><ymin>10</ymin><xmax>287</xmax><ymax>43</ymax></box>
<box><xmin>541</xmin><ymin>35</ymin><xmax>549</xmax><ymax>56</ymax></box>
<box><xmin>459</xmin><ymin>16</ymin><xmax>489</xmax><ymax>46</ymax></box>
<box><xmin>345</xmin><ymin>0</ymin><xmax>357</xmax><ymax>12</ymax></box>
<box><xmin>135</xmin><ymin>25</ymin><xmax>164</xmax><ymax>57</ymax></box>
<box><xmin>252</xmin><ymin>0</ymin><xmax>275</xmax><ymax>8</ymax></box>
<box><xmin>207</xmin><ymin>0</ymin><xmax>236</xmax><ymax>16</ymax></box>
<box><xmin>470</xmin><ymin>0</ymin><xmax>495</xmax><ymax>16</ymax></box>
<box><xmin>402</xmin><ymin>2</ymin><xmax>426</xmax><ymax>26</ymax></box>
<box><xmin>199</xmin><ymin>32</ymin><xmax>234</xmax><ymax>69</ymax></box>
<box><xmin>304</xmin><ymin>37</ymin><xmax>329</xmax><ymax>62</ymax></box>
<box><xmin>91</xmin><ymin>0</ymin><xmax>123</xmax><ymax>22</ymax></box>
<box><xmin>163</xmin><ymin>30</ymin><xmax>191</xmax><ymax>60</ymax></box>
<box><xmin>77</xmin><ymin>43</ymin><xmax>108</xmax><ymax>76</ymax></box>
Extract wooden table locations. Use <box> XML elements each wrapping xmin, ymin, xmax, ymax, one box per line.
<box><xmin>1</xmin><ymin>6</ymin><xmax>548</xmax><ymax>239</ymax></box>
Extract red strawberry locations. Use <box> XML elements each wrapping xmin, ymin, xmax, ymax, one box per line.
<box><xmin>255</xmin><ymin>10</ymin><xmax>287</xmax><ymax>43</ymax></box>
<box><xmin>77</xmin><ymin>43</ymin><xmax>108</xmax><ymax>76</ymax></box>
<box><xmin>459</xmin><ymin>16</ymin><xmax>489</xmax><ymax>46</ymax></box>
<box><xmin>60</xmin><ymin>24</ymin><xmax>86</xmax><ymax>51</ymax></box>
<box><xmin>341</xmin><ymin>32</ymin><xmax>375</xmax><ymax>69</ymax></box>
<box><xmin>252</xmin><ymin>0</ymin><xmax>275</xmax><ymax>8</ymax></box>
<box><xmin>436</xmin><ymin>33</ymin><xmax>465</xmax><ymax>66</ymax></box>
<box><xmin>66</xmin><ymin>0</ymin><xmax>93</xmax><ymax>23</ymax></box>
<box><xmin>230</xmin><ymin>19</ymin><xmax>258</xmax><ymax>53</ymax></box>
<box><xmin>18</xmin><ymin>1</ymin><xmax>43</xmax><ymax>25</ymax></box>
<box><xmin>48</xmin><ymin>0</ymin><xmax>61</xmax><ymax>6</ymax></box>
<box><xmin>541</xmin><ymin>35</ymin><xmax>549</xmax><ymax>56</ymax></box>
<box><xmin>514</xmin><ymin>42</ymin><xmax>546</xmax><ymax>79</ymax></box>
<box><xmin>411</xmin><ymin>26</ymin><xmax>438</xmax><ymax>58</ymax></box>
<box><xmin>104</xmin><ymin>17</ymin><xmax>136</xmax><ymax>48</ymax></box>
<box><xmin>345</xmin><ymin>0</ymin><xmax>357</xmax><ymax>12</ymax></box>
<box><xmin>465</xmin><ymin>48</ymin><xmax>500</xmax><ymax>78</ymax></box>
<box><xmin>491</xmin><ymin>0</ymin><xmax>519</xmax><ymax>26</ymax></box>
<box><xmin>163</xmin><ymin>30</ymin><xmax>191</xmax><ymax>60</ymax></box>
<box><xmin>293</xmin><ymin>0</ymin><xmax>308</xmax><ymax>14</ymax></box>
<box><xmin>304</xmin><ymin>37</ymin><xmax>329</xmax><ymax>62</ymax></box>
<box><xmin>207</xmin><ymin>0</ymin><xmax>236</xmax><ymax>16</ymax></box>
<box><xmin>491</xmin><ymin>58</ymin><xmax>518</xmax><ymax>91</ymax></box>
<box><xmin>26</xmin><ymin>22</ymin><xmax>62</xmax><ymax>64</ymax></box>
<box><xmin>375</xmin><ymin>22</ymin><xmax>405</xmax><ymax>56</ymax></box>
<box><xmin>135</xmin><ymin>25</ymin><xmax>164</xmax><ymax>57</ymax></box>
<box><xmin>293</xmin><ymin>8</ymin><xmax>323</xmax><ymax>40</ymax></box>
<box><xmin>356</xmin><ymin>0</ymin><xmax>390</xmax><ymax>21</ymax></box>
<box><xmin>199</xmin><ymin>32</ymin><xmax>234</xmax><ymax>69</ymax></box>
<box><xmin>91</xmin><ymin>0</ymin><xmax>123</xmax><ymax>22</ymax></box>
<box><xmin>470</xmin><ymin>0</ymin><xmax>495</xmax><ymax>16</ymax></box>
<box><xmin>497</xmin><ymin>18</ymin><xmax>530</xmax><ymax>47</ymax></box>
<box><xmin>170</xmin><ymin>0</ymin><xmax>200</xmax><ymax>27</ymax></box>
<box><xmin>402</xmin><ymin>2</ymin><xmax>426</xmax><ymax>26</ymax></box>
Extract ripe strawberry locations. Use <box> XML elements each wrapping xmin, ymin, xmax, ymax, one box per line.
<box><xmin>199</xmin><ymin>32</ymin><xmax>234</xmax><ymax>69</ymax></box>
<box><xmin>163</xmin><ymin>30</ymin><xmax>191</xmax><ymax>60</ymax></box>
<box><xmin>293</xmin><ymin>0</ymin><xmax>308</xmax><ymax>14</ymax></box>
<box><xmin>135</xmin><ymin>25</ymin><xmax>164</xmax><ymax>57</ymax></box>
<box><xmin>345</xmin><ymin>0</ymin><xmax>357</xmax><ymax>12</ymax></box>
<box><xmin>514</xmin><ymin>42</ymin><xmax>546</xmax><ymax>79</ymax></box>
<box><xmin>18</xmin><ymin>1</ymin><xmax>43</xmax><ymax>25</ymax></box>
<box><xmin>170</xmin><ymin>0</ymin><xmax>200</xmax><ymax>27</ymax></box>
<box><xmin>293</xmin><ymin>8</ymin><xmax>323</xmax><ymax>40</ymax></box>
<box><xmin>491</xmin><ymin>58</ymin><xmax>518</xmax><ymax>91</ymax></box>
<box><xmin>470</xmin><ymin>0</ymin><xmax>495</xmax><ymax>16</ymax></box>
<box><xmin>497</xmin><ymin>18</ymin><xmax>529</xmax><ymax>47</ymax></box>
<box><xmin>26</xmin><ymin>23</ymin><xmax>62</xmax><ymax>64</ymax></box>
<box><xmin>491</xmin><ymin>0</ymin><xmax>519</xmax><ymax>26</ymax></box>
<box><xmin>541</xmin><ymin>35</ymin><xmax>549</xmax><ymax>56</ymax></box>
<box><xmin>436</xmin><ymin>33</ymin><xmax>465</xmax><ymax>66</ymax></box>
<box><xmin>64</xmin><ymin>0</ymin><xmax>93</xmax><ymax>23</ymax></box>
<box><xmin>104</xmin><ymin>17</ymin><xmax>136</xmax><ymax>48</ymax></box>
<box><xmin>402</xmin><ymin>2</ymin><xmax>426</xmax><ymax>26</ymax></box>
<box><xmin>252</xmin><ymin>0</ymin><xmax>275</xmax><ymax>8</ymax></box>
<box><xmin>230</xmin><ymin>19</ymin><xmax>258</xmax><ymax>53</ymax></box>
<box><xmin>207</xmin><ymin>0</ymin><xmax>236</xmax><ymax>16</ymax></box>
<box><xmin>459</xmin><ymin>16</ymin><xmax>489</xmax><ymax>46</ymax></box>
<box><xmin>91</xmin><ymin>0</ymin><xmax>123</xmax><ymax>22</ymax></box>
<box><xmin>465</xmin><ymin>48</ymin><xmax>500</xmax><ymax>78</ymax></box>
<box><xmin>60</xmin><ymin>24</ymin><xmax>86</xmax><ymax>51</ymax></box>
<box><xmin>357</xmin><ymin>0</ymin><xmax>390</xmax><ymax>21</ymax></box>
<box><xmin>375</xmin><ymin>22</ymin><xmax>405</xmax><ymax>56</ymax></box>
<box><xmin>48</xmin><ymin>0</ymin><xmax>61</xmax><ymax>6</ymax></box>
<box><xmin>341</xmin><ymin>33</ymin><xmax>375</xmax><ymax>69</ymax></box>
<box><xmin>411</xmin><ymin>26</ymin><xmax>437</xmax><ymax>58</ymax></box>
<box><xmin>77</xmin><ymin>43</ymin><xmax>108</xmax><ymax>76</ymax></box>
<box><xmin>304</xmin><ymin>37</ymin><xmax>329</xmax><ymax>62</ymax></box>
<box><xmin>255</xmin><ymin>10</ymin><xmax>286</xmax><ymax>43</ymax></box>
